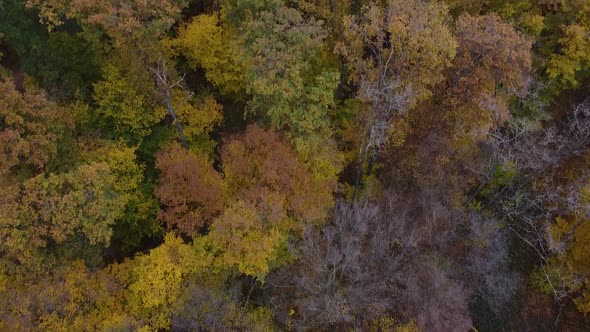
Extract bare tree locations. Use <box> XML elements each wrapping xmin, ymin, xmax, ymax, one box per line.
<box><xmin>267</xmin><ymin>194</ymin><xmax>417</xmax><ymax>329</ymax></box>
<box><xmin>481</xmin><ymin>97</ymin><xmax>590</xmax><ymax>305</ymax></box>
<box><xmin>489</xmin><ymin>97</ymin><xmax>590</xmax><ymax>172</ymax></box>
<box><xmin>407</xmin><ymin>258</ymin><xmax>474</xmax><ymax>332</ymax></box>
<box><xmin>465</xmin><ymin>213</ymin><xmax>520</xmax><ymax>314</ymax></box>
<box><xmin>267</xmin><ymin>191</ymin><xmax>475</xmax><ymax>330</ymax></box>
<box><xmin>149</xmin><ymin>59</ymin><xmax>192</xmax><ymax>149</ymax></box>
<box><xmin>338</xmin><ymin>0</ymin><xmax>456</xmax><ymax>199</ymax></box>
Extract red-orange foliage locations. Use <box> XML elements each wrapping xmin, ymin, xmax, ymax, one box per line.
<box><xmin>222</xmin><ymin>125</ymin><xmax>331</xmax><ymax>228</ymax></box>
<box><xmin>447</xmin><ymin>14</ymin><xmax>532</xmax><ymax>105</ymax></box>
<box><xmin>155</xmin><ymin>145</ymin><xmax>224</xmax><ymax>236</ymax></box>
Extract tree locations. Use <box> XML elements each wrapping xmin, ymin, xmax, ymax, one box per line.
<box><xmin>123</xmin><ymin>233</ymin><xmax>214</xmax><ymax>329</ymax></box>
<box><xmin>81</xmin><ymin>142</ymin><xmax>160</xmax><ymax>252</ymax></box>
<box><xmin>211</xmin><ymin>125</ymin><xmax>335</xmax><ymax>277</ymax></box>
<box><xmin>444</xmin><ymin>14</ymin><xmax>533</xmax><ymax>134</ymax></box>
<box><xmin>0</xmin><ymin>1</ymin><xmax>101</xmax><ymax>99</ymax></box>
<box><xmin>228</xmin><ymin>0</ymin><xmax>340</xmax><ymax>155</ymax></box>
<box><xmin>484</xmin><ymin>98</ymin><xmax>590</xmax><ymax>315</ymax></box>
<box><xmin>29</xmin><ymin>0</ymin><xmax>194</xmax><ymax>146</ymax></box>
<box><xmin>0</xmin><ymin>260</ymin><xmax>135</xmax><ymax>331</ymax></box>
<box><xmin>168</xmin><ymin>13</ymin><xmax>245</xmax><ymax>95</ymax></box>
<box><xmin>222</xmin><ymin>125</ymin><xmax>333</xmax><ymax>226</ymax></box>
<box><xmin>295</xmin><ymin>0</ymin><xmax>352</xmax><ymax>39</ymax></box>
<box><xmin>547</xmin><ymin>23</ymin><xmax>590</xmax><ymax>88</ymax></box>
<box><xmin>155</xmin><ymin>144</ymin><xmax>224</xmax><ymax>236</ymax></box>
<box><xmin>545</xmin><ymin>0</ymin><xmax>590</xmax><ymax>89</ymax></box>
<box><xmin>267</xmin><ymin>194</ymin><xmax>473</xmax><ymax>330</ymax></box>
<box><xmin>93</xmin><ymin>63</ymin><xmax>165</xmax><ymax>143</ymax></box>
<box><xmin>0</xmin><ymin>162</ymin><xmax>126</xmax><ymax>279</ymax></box>
<box><xmin>208</xmin><ymin>200</ymin><xmax>286</xmax><ymax>279</ymax></box>
<box><xmin>172</xmin><ymin>282</ymin><xmax>276</xmax><ymax>331</ymax></box>
<box><xmin>0</xmin><ymin>77</ymin><xmax>69</xmax><ymax>177</ymax></box>
<box><xmin>175</xmin><ymin>92</ymin><xmax>223</xmax><ymax>154</ymax></box>
<box><xmin>28</xmin><ymin>0</ymin><xmax>189</xmax><ymax>55</ymax></box>
<box><xmin>268</xmin><ymin>198</ymin><xmax>415</xmax><ymax>328</ymax></box>
<box><xmin>406</xmin><ymin>258</ymin><xmax>473</xmax><ymax>332</ymax></box>
<box><xmin>542</xmin><ymin>215</ymin><xmax>590</xmax><ymax>313</ymax></box>
<box><xmin>149</xmin><ymin>59</ymin><xmax>193</xmax><ymax>149</ymax></box>
<box><xmin>337</xmin><ymin>0</ymin><xmax>456</xmax><ymax>196</ymax></box>
<box><xmin>465</xmin><ymin>213</ymin><xmax>520</xmax><ymax>314</ymax></box>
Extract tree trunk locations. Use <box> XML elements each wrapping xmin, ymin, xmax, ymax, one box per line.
<box><xmin>166</xmin><ymin>101</ymin><xmax>189</xmax><ymax>149</ymax></box>
<box><xmin>0</xmin><ymin>40</ymin><xmax>25</xmax><ymax>93</ymax></box>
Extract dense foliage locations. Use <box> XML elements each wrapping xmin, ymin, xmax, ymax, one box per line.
<box><xmin>2</xmin><ymin>0</ymin><xmax>590</xmax><ymax>330</ymax></box>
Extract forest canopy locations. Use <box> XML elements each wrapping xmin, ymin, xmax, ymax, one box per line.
<box><xmin>1</xmin><ymin>0</ymin><xmax>590</xmax><ymax>330</ymax></box>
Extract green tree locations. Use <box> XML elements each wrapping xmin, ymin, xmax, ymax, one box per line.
<box><xmin>92</xmin><ymin>64</ymin><xmax>165</xmax><ymax>143</ymax></box>
<box><xmin>228</xmin><ymin>0</ymin><xmax>340</xmax><ymax>155</ymax></box>
<box><xmin>82</xmin><ymin>142</ymin><xmax>160</xmax><ymax>252</ymax></box>
<box><xmin>173</xmin><ymin>92</ymin><xmax>223</xmax><ymax>154</ymax></box>
<box><xmin>547</xmin><ymin>23</ymin><xmax>590</xmax><ymax>88</ymax></box>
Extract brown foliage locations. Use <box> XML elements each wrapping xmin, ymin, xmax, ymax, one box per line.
<box><xmin>451</xmin><ymin>14</ymin><xmax>532</xmax><ymax>100</ymax></box>
<box><xmin>222</xmin><ymin>124</ymin><xmax>331</xmax><ymax>228</ymax></box>
<box><xmin>444</xmin><ymin>14</ymin><xmax>532</xmax><ymax>131</ymax></box>
<box><xmin>28</xmin><ymin>0</ymin><xmax>188</xmax><ymax>53</ymax></box>
<box><xmin>155</xmin><ymin>145</ymin><xmax>223</xmax><ymax>236</ymax></box>
<box><xmin>0</xmin><ymin>78</ymin><xmax>65</xmax><ymax>177</ymax></box>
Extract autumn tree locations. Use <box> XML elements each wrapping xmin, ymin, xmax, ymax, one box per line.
<box><xmin>208</xmin><ymin>200</ymin><xmax>286</xmax><ymax>279</ymax></box>
<box><xmin>0</xmin><ymin>162</ymin><xmax>126</xmax><ymax>279</ymax></box>
<box><xmin>545</xmin><ymin>0</ymin><xmax>590</xmax><ymax>89</ymax></box>
<box><xmin>337</xmin><ymin>0</ymin><xmax>456</xmax><ymax>195</ymax></box>
<box><xmin>209</xmin><ymin>125</ymin><xmax>335</xmax><ymax>277</ymax></box>
<box><xmin>0</xmin><ymin>77</ymin><xmax>70</xmax><ymax>178</ymax></box>
<box><xmin>121</xmin><ymin>233</ymin><xmax>217</xmax><ymax>329</ymax></box>
<box><xmin>28</xmin><ymin>0</ymin><xmax>189</xmax><ymax>56</ymax></box>
<box><xmin>155</xmin><ymin>144</ymin><xmax>224</xmax><ymax>236</ymax></box>
<box><xmin>220</xmin><ymin>0</ymin><xmax>343</xmax><ymax>205</ymax></box>
<box><xmin>445</xmin><ymin>14</ymin><xmax>533</xmax><ymax>134</ymax></box>
<box><xmin>227</xmin><ymin>0</ymin><xmax>340</xmax><ymax>154</ymax></box>
<box><xmin>0</xmin><ymin>260</ymin><xmax>135</xmax><ymax>331</ymax></box>
<box><xmin>176</xmin><ymin>91</ymin><xmax>224</xmax><ymax>151</ymax></box>
<box><xmin>295</xmin><ymin>0</ymin><xmax>352</xmax><ymax>37</ymax></box>
<box><xmin>168</xmin><ymin>13</ymin><xmax>245</xmax><ymax>95</ymax></box>
<box><xmin>222</xmin><ymin>125</ymin><xmax>333</xmax><ymax>226</ymax></box>
<box><xmin>92</xmin><ymin>63</ymin><xmax>165</xmax><ymax>143</ymax></box>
